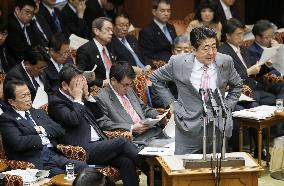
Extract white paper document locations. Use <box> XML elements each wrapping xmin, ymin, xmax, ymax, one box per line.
<box><xmin>2</xmin><ymin>169</ymin><xmax>49</xmax><ymax>185</ymax></box>
<box><xmin>32</xmin><ymin>88</ymin><xmax>48</xmax><ymax>109</ymax></box>
<box><xmin>69</xmin><ymin>34</ymin><xmax>89</xmax><ymax>50</ymax></box>
<box><xmin>138</xmin><ymin>147</ymin><xmax>174</xmax><ymax>156</ymax></box>
<box><xmin>163</xmin><ymin>113</ymin><xmax>175</xmax><ymax>138</ymax></box>
<box><xmin>271</xmin><ymin>44</ymin><xmax>284</xmax><ymax>74</ymax></box>
<box><xmin>239</xmin><ymin>93</ymin><xmax>255</xmax><ymax>102</ymax></box>
<box><xmin>232</xmin><ymin>105</ymin><xmax>276</xmax><ymax>120</ymax></box>
<box><xmin>259</xmin><ymin>45</ymin><xmax>280</xmax><ymax>65</ymax></box>
<box><xmin>141</xmin><ymin>109</ymin><xmax>170</xmax><ymax>127</ymax></box>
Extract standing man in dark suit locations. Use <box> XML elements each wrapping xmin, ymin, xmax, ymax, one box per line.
<box><xmin>61</xmin><ymin>0</ymin><xmax>91</xmax><ymax>39</ymax></box>
<box><xmin>0</xmin><ymin>79</ymin><xmax>88</xmax><ymax>177</ymax></box>
<box><xmin>45</xmin><ymin>33</ymin><xmax>72</xmax><ymax>93</ymax></box>
<box><xmin>38</xmin><ymin>0</ymin><xmax>67</xmax><ymax>35</ymax></box>
<box><xmin>48</xmin><ymin>64</ymin><xmax>149</xmax><ymax>186</ymax></box>
<box><xmin>76</xmin><ymin>17</ymin><xmax>116</xmax><ymax>87</ymax></box>
<box><xmin>6</xmin><ymin>0</ymin><xmax>40</xmax><ymax>66</ymax></box>
<box><xmin>5</xmin><ymin>46</ymin><xmax>50</xmax><ymax>101</ymax></box>
<box><xmin>139</xmin><ymin>0</ymin><xmax>177</xmax><ymax>62</ymax></box>
<box><xmin>83</xmin><ymin>0</ymin><xmax>118</xmax><ymax>30</ymax></box>
<box><xmin>151</xmin><ymin>27</ymin><xmax>242</xmax><ymax>154</ymax></box>
<box><xmin>0</xmin><ymin>17</ymin><xmax>10</xmax><ymax>73</ymax></box>
<box><xmin>112</xmin><ymin>13</ymin><xmax>152</xmax><ymax>72</ymax></box>
<box><xmin>215</xmin><ymin>0</ymin><xmax>240</xmax><ymax>25</ymax></box>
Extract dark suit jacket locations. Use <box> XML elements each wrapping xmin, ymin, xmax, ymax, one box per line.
<box><xmin>248</xmin><ymin>42</ymin><xmax>281</xmax><ymax>76</ymax></box>
<box><xmin>6</xmin><ymin>14</ymin><xmax>39</xmax><ymax>65</ymax></box>
<box><xmin>215</xmin><ymin>0</ymin><xmax>240</xmax><ymax>25</ymax></box>
<box><xmin>0</xmin><ymin>45</ymin><xmax>12</xmax><ymax>72</ymax></box>
<box><xmin>139</xmin><ymin>21</ymin><xmax>177</xmax><ymax>62</ymax></box>
<box><xmin>38</xmin><ymin>3</ymin><xmax>68</xmax><ymax>36</ymax></box>
<box><xmin>0</xmin><ymin>108</ymin><xmax>65</xmax><ymax>169</ymax></box>
<box><xmin>76</xmin><ymin>40</ymin><xmax>116</xmax><ymax>87</ymax></box>
<box><xmin>61</xmin><ymin>4</ymin><xmax>91</xmax><ymax>39</ymax></box>
<box><xmin>83</xmin><ymin>0</ymin><xmax>117</xmax><ymax>30</ymax></box>
<box><xmin>5</xmin><ymin>64</ymin><xmax>50</xmax><ymax>101</ymax></box>
<box><xmin>111</xmin><ymin>35</ymin><xmax>153</xmax><ymax>67</ymax></box>
<box><xmin>48</xmin><ymin>91</ymin><xmax>108</xmax><ymax>151</ymax></box>
<box><xmin>31</xmin><ymin>14</ymin><xmax>53</xmax><ymax>47</ymax></box>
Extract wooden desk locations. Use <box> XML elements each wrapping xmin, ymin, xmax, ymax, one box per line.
<box><xmin>237</xmin><ymin>116</ymin><xmax>284</xmax><ymax>166</ymax></box>
<box><xmin>157</xmin><ymin>152</ymin><xmax>263</xmax><ymax>186</ymax></box>
<box><xmin>0</xmin><ymin>161</ymin><xmax>7</xmax><ymax>172</ymax></box>
<box><xmin>51</xmin><ymin>174</ymin><xmax>74</xmax><ymax>186</ymax></box>
<box><xmin>146</xmin><ymin>157</ymin><xmax>160</xmax><ymax>186</ymax></box>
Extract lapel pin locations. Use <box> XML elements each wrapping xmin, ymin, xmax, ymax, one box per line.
<box><xmin>96</xmin><ymin>55</ymin><xmax>100</xmax><ymax>59</ymax></box>
<box><xmin>158</xmin><ymin>32</ymin><xmax>161</xmax><ymax>35</ymax></box>
<box><xmin>16</xmin><ymin>117</ymin><xmax>21</xmax><ymax>120</ymax></box>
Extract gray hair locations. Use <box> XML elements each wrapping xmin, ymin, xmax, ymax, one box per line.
<box><xmin>173</xmin><ymin>35</ymin><xmax>191</xmax><ymax>49</ymax></box>
<box><xmin>92</xmin><ymin>17</ymin><xmax>112</xmax><ymax>34</ymax></box>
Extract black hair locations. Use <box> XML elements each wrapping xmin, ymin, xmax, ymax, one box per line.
<box><xmin>15</xmin><ymin>0</ymin><xmax>36</xmax><ymax>9</ymax></box>
<box><xmin>221</xmin><ymin>18</ymin><xmax>245</xmax><ymax>42</ymax></box>
<box><xmin>3</xmin><ymin>79</ymin><xmax>26</xmax><ymax>102</ymax></box>
<box><xmin>190</xmin><ymin>26</ymin><xmax>217</xmax><ymax>49</ymax></box>
<box><xmin>194</xmin><ymin>0</ymin><xmax>220</xmax><ymax>24</ymax></box>
<box><xmin>49</xmin><ymin>33</ymin><xmax>70</xmax><ymax>52</ymax></box>
<box><xmin>109</xmin><ymin>61</ymin><xmax>136</xmax><ymax>82</ymax></box>
<box><xmin>72</xmin><ymin>168</ymin><xmax>115</xmax><ymax>186</ymax></box>
<box><xmin>24</xmin><ymin>45</ymin><xmax>49</xmax><ymax>65</ymax></box>
<box><xmin>114</xmin><ymin>12</ymin><xmax>130</xmax><ymax>25</ymax></box>
<box><xmin>152</xmin><ymin>0</ymin><xmax>171</xmax><ymax>9</ymax></box>
<box><xmin>58</xmin><ymin>64</ymin><xmax>83</xmax><ymax>88</ymax></box>
<box><xmin>0</xmin><ymin>17</ymin><xmax>7</xmax><ymax>33</ymax></box>
<box><xmin>252</xmin><ymin>20</ymin><xmax>273</xmax><ymax>37</ymax></box>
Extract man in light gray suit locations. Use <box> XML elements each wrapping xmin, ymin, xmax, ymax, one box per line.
<box><xmin>150</xmin><ymin>27</ymin><xmax>242</xmax><ymax>154</ymax></box>
<box><xmin>96</xmin><ymin>61</ymin><xmax>172</xmax><ymax>147</ymax></box>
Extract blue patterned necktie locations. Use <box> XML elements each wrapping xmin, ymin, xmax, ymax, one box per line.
<box><xmin>51</xmin><ymin>10</ymin><xmax>62</xmax><ymax>32</ymax></box>
<box><xmin>25</xmin><ymin>111</ymin><xmax>36</xmax><ymax>126</ymax></box>
<box><xmin>121</xmin><ymin>38</ymin><xmax>145</xmax><ymax>68</ymax></box>
<box><xmin>163</xmin><ymin>26</ymin><xmax>173</xmax><ymax>44</ymax></box>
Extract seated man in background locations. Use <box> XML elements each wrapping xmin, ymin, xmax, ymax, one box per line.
<box><xmin>249</xmin><ymin>19</ymin><xmax>280</xmax><ymax>77</ymax></box>
<box><xmin>45</xmin><ymin>33</ymin><xmax>72</xmax><ymax>93</ymax></box>
<box><xmin>5</xmin><ymin>45</ymin><xmax>50</xmax><ymax>101</ymax></box>
<box><xmin>139</xmin><ymin>0</ymin><xmax>177</xmax><ymax>62</ymax></box>
<box><xmin>96</xmin><ymin>61</ymin><xmax>172</xmax><ymax>147</ymax></box>
<box><xmin>172</xmin><ymin>35</ymin><xmax>191</xmax><ymax>55</ymax></box>
<box><xmin>0</xmin><ymin>79</ymin><xmax>88</xmax><ymax>177</ymax></box>
<box><xmin>112</xmin><ymin>13</ymin><xmax>152</xmax><ymax>74</ymax></box>
<box><xmin>48</xmin><ymin>64</ymin><xmax>149</xmax><ymax>186</ymax></box>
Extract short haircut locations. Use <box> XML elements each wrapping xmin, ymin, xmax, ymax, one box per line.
<box><xmin>114</xmin><ymin>12</ymin><xmax>130</xmax><ymax>25</ymax></box>
<box><xmin>0</xmin><ymin>17</ymin><xmax>7</xmax><ymax>33</ymax></box>
<box><xmin>24</xmin><ymin>45</ymin><xmax>49</xmax><ymax>65</ymax></box>
<box><xmin>252</xmin><ymin>20</ymin><xmax>273</xmax><ymax>37</ymax></box>
<box><xmin>72</xmin><ymin>168</ymin><xmax>115</xmax><ymax>186</ymax></box>
<box><xmin>58</xmin><ymin>64</ymin><xmax>83</xmax><ymax>87</ymax></box>
<box><xmin>49</xmin><ymin>33</ymin><xmax>70</xmax><ymax>52</ymax></box>
<box><xmin>3</xmin><ymin>79</ymin><xmax>26</xmax><ymax>102</ymax></box>
<box><xmin>152</xmin><ymin>0</ymin><xmax>170</xmax><ymax>9</ymax></box>
<box><xmin>173</xmin><ymin>35</ymin><xmax>190</xmax><ymax>49</ymax></box>
<box><xmin>194</xmin><ymin>0</ymin><xmax>220</xmax><ymax>23</ymax></box>
<box><xmin>92</xmin><ymin>17</ymin><xmax>112</xmax><ymax>30</ymax></box>
<box><xmin>190</xmin><ymin>27</ymin><xmax>217</xmax><ymax>49</ymax></box>
<box><xmin>15</xmin><ymin>0</ymin><xmax>36</xmax><ymax>9</ymax></box>
<box><xmin>109</xmin><ymin>61</ymin><xmax>136</xmax><ymax>82</ymax></box>
<box><xmin>221</xmin><ymin>18</ymin><xmax>245</xmax><ymax>42</ymax></box>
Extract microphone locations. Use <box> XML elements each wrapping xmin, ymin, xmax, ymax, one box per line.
<box><xmin>215</xmin><ymin>88</ymin><xmax>228</xmax><ymax>118</ymax></box>
<box><xmin>208</xmin><ymin>88</ymin><xmax>218</xmax><ymax>117</ymax></box>
<box><xmin>199</xmin><ymin>88</ymin><xmax>207</xmax><ymax>116</ymax></box>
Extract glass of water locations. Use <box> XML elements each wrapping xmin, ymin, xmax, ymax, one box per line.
<box><xmin>276</xmin><ymin>99</ymin><xmax>283</xmax><ymax>112</ymax></box>
<box><xmin>66</xmin><ymin>163</ymin><xmax>74</xmax><ymax>180</ymax></box>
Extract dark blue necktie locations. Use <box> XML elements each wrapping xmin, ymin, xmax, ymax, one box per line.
<box><xmin>51</xmin><ymin>10</ymin><xmax>62</xmax><ymax>32</ymax></box>
<box><xmin>25</xmin><ymin>111</ymin><xmax>36</xmax><ymax>126</ymax></box>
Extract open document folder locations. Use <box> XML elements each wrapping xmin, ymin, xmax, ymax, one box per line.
<box><xmin>140</xmin><ymin>109</ymin><xmax>170</xmax><ymax>127</ymax></box>
<box><xmin>138</xmin><ymin>146</ymin><xmax>174</xmax><ymax>156</ymax></box>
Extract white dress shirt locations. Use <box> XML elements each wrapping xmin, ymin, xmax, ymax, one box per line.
<box><xmin>227</xmin><ymin>42</ymin><xmax>247</xmax><ymax>69</ymax></box>
<box><xmin>93</xmin><ymin>38</ymin><xmax>111</xmax><ymax>79</ymax></box>
<box><xmin>220</xmin><ymin>0</ymin><xmax>233</xmax><ymax>20</ymax></box>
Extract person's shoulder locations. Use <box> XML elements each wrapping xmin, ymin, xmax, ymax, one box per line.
<box><xmin>189</xmin><ymin>20</ymin><xmax>200</xmax><ymax>27</ymax></box>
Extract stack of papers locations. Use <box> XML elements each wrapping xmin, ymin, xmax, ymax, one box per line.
<box><xmin>2</xmin><ymin>169</ymin><xmax>49</xmax><ymax>185</ymax></box>
<box><xmin>232</xmin><ymin>105</ymin><xmax>276</xmax><ymax>120</ymax></box>
<box><xmin>141</xmin><ymin>109</ymin><xmax>170</xmax><ymax>127</ymax></box>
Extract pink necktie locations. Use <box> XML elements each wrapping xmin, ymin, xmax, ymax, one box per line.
<box><xmin>102</xmin><ymin>47</ymin><xmax>112</xmax><ymax>69</ymax></box>
<box><xmin>121</xmin><ymin>96</ymin><xmax>141</xmax><ymax>123</ymax></box>
<box><xmin>200</xmin><ymin>65</ymin><xmax>209</xmax><ymax>101</ymax></box>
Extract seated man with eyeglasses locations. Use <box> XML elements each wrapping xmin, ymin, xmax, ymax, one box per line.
<box><xmin>96</xmin><ymin>61</ymin><xmax>173</xmax><ymax>147</ymax></box>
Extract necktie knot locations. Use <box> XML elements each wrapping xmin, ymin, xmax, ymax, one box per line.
<box><xmin>25</xmin><ymin>111</ymin><xmax>30</xmax><ymax>119</ymax></box>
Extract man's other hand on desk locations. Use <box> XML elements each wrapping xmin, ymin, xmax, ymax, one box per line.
<box><xmin>132</xmin><ymin>122</ymin><xmax>150</xmax><ymax>134</ymax></box>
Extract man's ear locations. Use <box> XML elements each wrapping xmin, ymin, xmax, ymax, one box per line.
<box><xmin>8</xmin><ymin>99</ymin><xmax>14</xmax><ymax>107</ymax></box>
<box><xmin>152</xmin><ymin>9</ymin><xmax>156</xmax><ymax>17</ymax></box>
<box><xmin>191</xmin><ymin>47</ymin><xmax>197</xmax><ymax>55</ymax></box>
<box><xmin>15</xmin><ymin>7</ymin><xmax>20</xmax><ymax>15</ymax></box>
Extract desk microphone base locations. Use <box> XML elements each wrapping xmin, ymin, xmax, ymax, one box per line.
<box><xmin>183</xmin><ymin>157</ymin><xmax>245</xmax><ymax>169</ymax></box>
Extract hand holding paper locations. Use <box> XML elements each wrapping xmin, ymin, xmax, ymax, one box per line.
<box><xmin>83</xmin><ymin>65</ymin><xmax>97</xmax><ymax>82</ymax></box>
<box><xmin>141</xmin><ymin>109</ymin><xmax>170</xmax><ymax>127</ymax></box>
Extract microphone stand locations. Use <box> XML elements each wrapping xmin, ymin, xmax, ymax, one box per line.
<box><xmin>216</xmin><ymin>88</ymin><xmax>228</xmax><ymax>160</ymax></box>
<box><xmin>208</xmin><ymin>89</ymin><xmax>219</xmax><ymax>160</ymax></box>
<box><xmin>199</xmin><ymin>88</ymin><xmax>208</xmax><ymax>161</ymax></box>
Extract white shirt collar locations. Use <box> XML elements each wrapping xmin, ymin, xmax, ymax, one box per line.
<box><xmin>194</xmin><ymin>57</ymin><xmax>215</xmax><ymax>71</ymax></box>
<box><xmin>255</xmin><ymin>41</ymin><xmax>268</xmax><ymax>50</ymax></box>
<box><xmin>21</xmin><ymin>61</ymin><xmax>39</xmax><ymax>85</ymax></box>
<box><xmin>93</xmin><ymin>38</ymin><xmax>105</xmax><ymax>52</ymax></box>
<box><xmin>68</xmin><ymin>3</ymin><xmax>77</xmax><ymax>14</ymax></box>
<box><xmin>227</xmin><ymin>42</ymin><xmax>240</xmax><ymax>53</ymax></box>
<box><xmin>110</xmin><ymin>83</ymin><xmax>124</xmax><ymax>98</ymax></box>
<box><xmin>98</xmin><ymin>0</ymin><xmax>103</xmax><ymax>8</ymax></box>
<box><xmin>220</xmin><ymin>0</ymin><xmax>230</xmax><ymax>11</ymax></box>
<box><xmin>50</xmin><ymin>57</ymin><xmax>61</xmax><ymax>72</ymax></box>
<box><xmin>154</xmin><ymin>19</ymin><xmax>167</xmax><ymax>31</ymax></box>
<box><xmin>14</xmin><ymin>12</ymin><xmax>26</xmax><ymax>29</ymax></box>
<box><xmin>59</xmin><ymin>89</ymin><xmax>74</xmax><ymax>102</ymax></box>
<box><xmin>42</xmin><ymin>3</ymin><xmax>54</xmax><ymax>15</ymax></box>
<box><xmin>13</xmin><ymin>108</ymin><xmax>28</xmax><ymax>119</ymax></box>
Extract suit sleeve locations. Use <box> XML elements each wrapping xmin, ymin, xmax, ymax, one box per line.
<box><xmin>138</xmin><ymin>28</ymin><xmax>156</xmax><ymax>60</ymax></box>
<box><xmin>0</xmin><ymin>116</ymin><xmax>43</xmax><ymax>152</ymax></box>
<box><xmin>225</xmin><ymin>58</ymin><xmax>243</xmax><ymax>110</ymax></box>
<box><xmin>150</xmin><ymin>57</ymin><xmax>175</xmax><ymax>107</ymax></box>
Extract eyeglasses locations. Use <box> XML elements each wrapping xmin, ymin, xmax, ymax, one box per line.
<box><xmin>0</xmin><ymin>31</ymin><xmax>8</xmax><ymax>37</ymax></box>
<box><xmin>101</xmin><ymin>27</ymin><xmax>113</xmax><ymax>33</ymax></box>
<box><xmin>198</xmin><ymin>45</ymin><xmax>217</xmax><ymax>53</ymax></box>
<box><xmin>21</xmin><ymin>8</ymin><xmax>34</xmax><ymax>16</ymax></box>
<box><xmin>56</xmin><ymin>49</ymin><xmax>71</xmax><ymax>58</ymax></box>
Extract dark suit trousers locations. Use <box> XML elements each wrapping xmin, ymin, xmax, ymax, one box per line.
<box><xmin>87</xmin><ymin>137</ymin><xmax>149</xmax><ymax>186</ymax></box>
<box><xmin>43</xmin><ymin>148</ymin><xmax>88</xmax><ymax>177</ymax></box>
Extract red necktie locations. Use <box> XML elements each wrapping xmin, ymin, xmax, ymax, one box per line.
<box><xmin>102</xmin><ymin>47</ymin><xmax>112</xmax><ymax>69</ymax></box>
<box><xmin>120</xmin><ymin>95</ymin><xmax>141</xmax><ymax>123</ymax></box>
